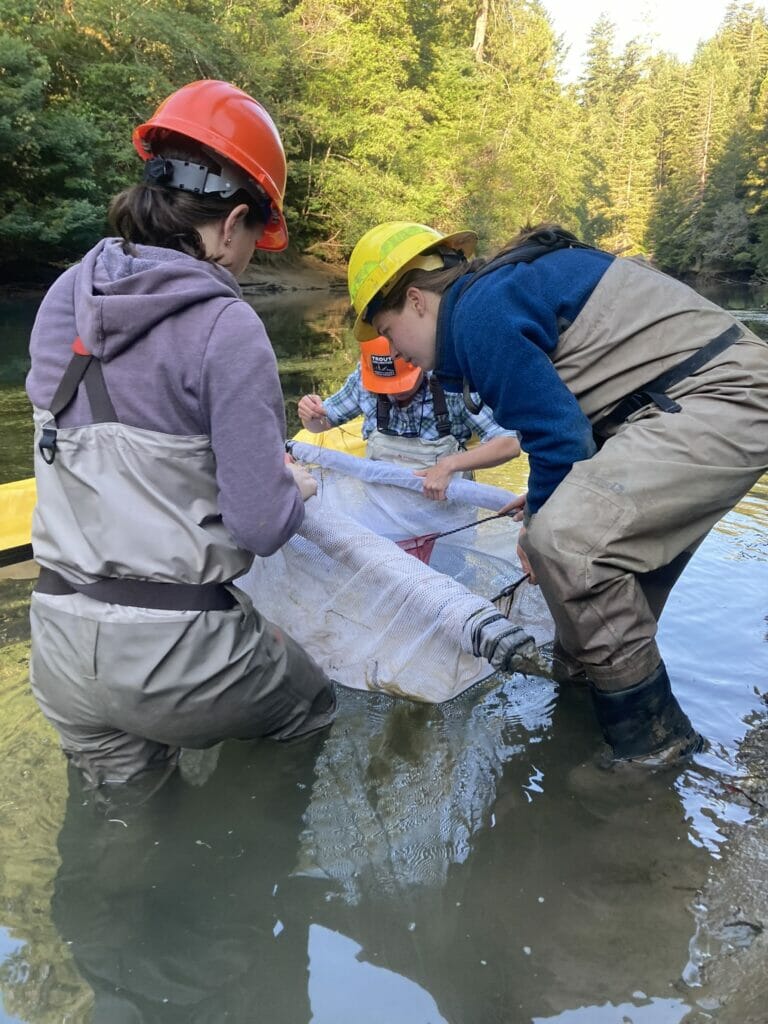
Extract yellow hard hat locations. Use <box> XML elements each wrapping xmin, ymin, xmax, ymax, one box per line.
<box><xmin>348</xmin><ymin>221</ymin><xmax>477</xmax><ymax>341</ymax></box>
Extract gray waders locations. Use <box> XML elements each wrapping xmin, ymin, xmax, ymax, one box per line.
<box><xmin>365</xmin><ymin>430</ymin><xmax>463</xmax><ymax>468</ymax></box>
<box><xmin>366</xmin><ymin>376</ymin><xmax>474</xmax><ymax>475</ymax></box>
<box><xmin>30</xmin><ymin>340</ymin><xmax>335</xmax><ymax>787</ymax></box>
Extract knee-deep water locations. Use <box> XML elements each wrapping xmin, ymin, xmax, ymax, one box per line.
<box><xmin>0</xmin><ymin>285</ymin><xmax>766</xmax><ymax>1023</ymax></box>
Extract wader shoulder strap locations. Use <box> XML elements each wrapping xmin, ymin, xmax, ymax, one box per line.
<box><xmin>592</xmin><ymin>323</ymin><xmax>744</xmax><ymax>437</ymax></box>
<box><xmin>376</xmin><ymin>393</ymin><xmax>391</xmax><ymax>433</ymax></box>
<box><xmin>457</xmin><ymin>228</ymin><xmax>598</xmax><ymax>302</ymax></box>
<box><xmin>39</xmin><ymin>337</ymin><xmax>118</xmax><ymax>464</ymax></box>
<box><xmin>35</xmin><ymin>566</ymin><xmax>236</xmax><ymax>611</ymax></box>
<box><xmin>428</xmin><ymin>378</ymin><xmax>452</xmax><ymax>437</ymax></box>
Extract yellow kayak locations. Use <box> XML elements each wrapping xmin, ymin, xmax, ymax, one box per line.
<box><xmin>0</xmin><ymin>476</ymin><xmax>36</xmax><ymax>566</ymax></box>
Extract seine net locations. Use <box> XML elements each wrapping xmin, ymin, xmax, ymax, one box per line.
<box><xmin>238</xmin><ymin>442</ymin><xmax>554</xmax><ymax>703</ymax></box>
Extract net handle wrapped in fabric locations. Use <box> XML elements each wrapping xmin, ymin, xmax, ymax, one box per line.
<box><xmin>288</xmin><ymin>440</ymin><xmax>516</xmax><ymax>512</ymax></box>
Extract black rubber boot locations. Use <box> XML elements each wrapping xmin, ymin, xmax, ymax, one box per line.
<box><xmin>591</xmin><ymin>662</ymin><xmax>703</xmax><ymax>767</ymax></box>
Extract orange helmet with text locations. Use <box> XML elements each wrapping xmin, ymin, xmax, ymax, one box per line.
<box><xmin>359</xmin><ymin>336</ymin><xmax>422</xmax><ymax>394</ymax></box>
<box><xmin>132</xmin><ymin>80</ymin><xmax>289</xmax><ymax>252</ymax></box>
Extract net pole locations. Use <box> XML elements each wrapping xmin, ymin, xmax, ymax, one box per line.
<box><xmin>288</xmin><ymin>441</ymin><xmax>518</xmax><ymax>512</ymax></box>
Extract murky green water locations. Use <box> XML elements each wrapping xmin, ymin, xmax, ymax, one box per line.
<box><xmin>0</xmin><ymin>283</ymin><xmax>766</xmax><ymax>1023</ymax></box>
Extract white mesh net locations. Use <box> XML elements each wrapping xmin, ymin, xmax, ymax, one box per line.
<box><xmin>238</xmin><ymin>443</ymin><xmax>555</xmax><ymax>703</ymax></box>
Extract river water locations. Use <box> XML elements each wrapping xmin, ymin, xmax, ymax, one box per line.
<box><xmin>0</xmin><ymin>282</ymin><xmax>766</xmax><ymax>1024</ymax></box>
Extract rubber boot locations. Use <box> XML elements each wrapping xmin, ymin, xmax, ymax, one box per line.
<box><xmin>591</xmin><ymin>662</ymin><xmax>703</xmax><ymax>768</ymax></box>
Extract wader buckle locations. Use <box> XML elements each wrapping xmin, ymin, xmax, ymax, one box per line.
<box><xmin>39</xmin><ymin>426</ymin><xmax>57</xmax><ymax>464</ymax></box>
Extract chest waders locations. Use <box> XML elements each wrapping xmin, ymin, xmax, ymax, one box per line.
<box><xmin>442</xmin><ymin>229</ymin><xmax>762</xmax><ymax>766</ymax></box>
<box><xmin>35</xmin><ymin>337</ymin><xmax>235</xmax><ymax>611</ymax></box>
<box><xmin>367</xmin><ymin>377</ymin><xmax>467</xmax><ymax>468</ymax></box>
<box><xmin>30</xmin><ymin>337</ymin><xmax>337</xmax><ymax>786</ymax></box>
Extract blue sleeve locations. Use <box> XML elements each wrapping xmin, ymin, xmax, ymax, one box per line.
<box><xmin>451</xmin><ymin>263</ymin><xmax>598</xmax><ymax>513</ymax></box>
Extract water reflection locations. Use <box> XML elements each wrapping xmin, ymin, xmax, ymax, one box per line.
<box><xmin>295</xmin><ymin>678</ymin><xmax>556</xmax><ymax>901</ymax></box>
<box><xmin>46</xmin><ymin>675</ymin><xmax>716</xmax><ymax>1024</ymax></box>
<box><xmin>308</xmin><ymin>925</ymin><xmax>449</xmax><ymax>1024</ymax></box>
<box><xmin>247</xmin><ymin>294</ymin><xmax>357</xmax><ymax>438</ymax></box>
<box><xmin>52</xmin><ymin>741</ymin><xmax>325</xmax><ymax>1022</ymax></box>
<box><xmin>531</xmin><ymin>1001</ymin><xmax>691</xmax><ymax>1023</ymax></box>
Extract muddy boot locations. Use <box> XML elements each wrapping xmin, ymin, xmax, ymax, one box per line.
<box><xmin>591</xmin><ymin>662</ymin><xmax>703</xmax><ymax>768</ymax></box>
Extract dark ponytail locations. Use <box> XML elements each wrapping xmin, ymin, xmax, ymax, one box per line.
<box><xmin>495</xmin><ymin>222</ymin><xmax>580</xmax><ymax>259</ymax></box>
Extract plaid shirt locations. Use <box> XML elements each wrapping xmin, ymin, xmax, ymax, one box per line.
<box><xmin>323</xmin><ymin>365</ymin><xmax>519</xmax><ymax>442</ymax></box>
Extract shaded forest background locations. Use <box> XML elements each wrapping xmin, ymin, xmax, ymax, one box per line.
<box><xmin>2</xmin><ymin>0</ymin><xmax>768</xmax><ymax>282</ymax></box>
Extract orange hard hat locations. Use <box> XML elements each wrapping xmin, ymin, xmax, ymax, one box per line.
<box><xmin>132</xmin><ymin>80</ymin><xmax>289</xmax><ymax>252</ymax></box>
<box><xmin>359</xmin><ymin>337</ymin><xmax>422</xmax><ymax>394</ymax></box>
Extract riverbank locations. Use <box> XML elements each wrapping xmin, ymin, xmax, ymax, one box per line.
<box><xmin>240</xmin><ymin>253</ymin><xmax>347</xmax><ymax>295</ymax></box>
<box><xmin>0</xmin><ymin>253</ymin><xmax>348</xmax><ymax>301</ymax></box>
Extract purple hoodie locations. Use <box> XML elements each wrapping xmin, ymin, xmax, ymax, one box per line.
<box><xmin>27</xmin><ymin>239</ymin><xmax>304</xmax><ymax>556</ymax></box>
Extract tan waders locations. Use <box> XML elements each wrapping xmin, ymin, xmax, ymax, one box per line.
<box><xmin>520</xmin><ymin>258</ymin><xmax>768</xmax><ymax>766</ymax></box>
<box><xmin>365</xmin><ymin>430</ymin><xmax>462</xmax><ymax>467</ymax></box>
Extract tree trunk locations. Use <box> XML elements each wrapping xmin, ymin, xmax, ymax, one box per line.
<box><xmin>472</xmin><ymin>0</ymin><xmax>489</xmax><ymax>63</ymax></box>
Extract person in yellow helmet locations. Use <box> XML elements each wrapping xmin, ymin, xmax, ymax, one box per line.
<box><xmin>25</xmin><ymin>81</ymin><xmax>336</xmax><ymax>789</ymax></box>
<box><xmin>346</xmin><ymin>219</ymin><xmax>768</xmax><ymax>770</ymax></box>
<box><xmin>298</xmin><ymin>336</ymin><xmax>520</xmax><ymax>500</ymax></box>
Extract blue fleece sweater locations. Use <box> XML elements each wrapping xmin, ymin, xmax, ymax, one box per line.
<box><xmin>434</xmin><ymin>247</ymin><xmax>614</xmax><ymax>514</ymax></box>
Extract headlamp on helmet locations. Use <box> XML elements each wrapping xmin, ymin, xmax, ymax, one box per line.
<box><xmin>133</xmin><ymin>80</ymin><xmax>289</xmax><ymax>251</ymax></box>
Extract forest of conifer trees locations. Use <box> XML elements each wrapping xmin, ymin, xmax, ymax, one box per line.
<box><xmin>2</xmin><ymin>0</ymin><xmax>768</xmax><ymax>281</ymax></box>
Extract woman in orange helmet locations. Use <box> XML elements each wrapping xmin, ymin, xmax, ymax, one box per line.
<box><xmin>25</xmin><ymin>81</ymin><xmax>336</xmax><ymax>789</ymax></box>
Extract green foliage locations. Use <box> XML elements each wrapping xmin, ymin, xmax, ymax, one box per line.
<box><xmin>647</xmin><ymin>1</ymin><xmax>768</xmax><ymax>275</ymax></box>
<box><xmin>1</xmin><ymin>0</ymin><xmax>767</xmax><ymax>279</ymax></box>
<box><xmin>0</xmin><ymin>33</ymin><xmax>106</xmax><ymax>264</ymax></box>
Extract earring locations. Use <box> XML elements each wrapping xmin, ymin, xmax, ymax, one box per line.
<box><xmin>224</xmin><ymin>237</ymin><xmax>232</xmax><ymax>247</ymax></box>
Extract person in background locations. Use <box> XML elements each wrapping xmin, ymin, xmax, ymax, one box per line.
<box><xmin>298</xmin><ymin>335</ymin><xmax>521</xmax><ymax>500</ymax></box>
<box><xmin>345</xmin><ymin>219</ymin><xmax>768</xmax><ymax>769</ymax></box>
<box><xmin>25</xmin><ymin>80</ymin><xmax>336</xmax><ymax>790</ymax></box>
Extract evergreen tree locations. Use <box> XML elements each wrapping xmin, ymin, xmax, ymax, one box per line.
<box><xmin>1</xmin><ymin>0</ymin><xmax>768</xmax><ymax>280</ymax></box>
